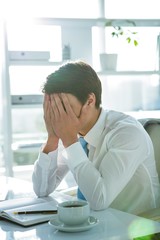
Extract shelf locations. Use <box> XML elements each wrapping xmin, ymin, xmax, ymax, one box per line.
<box><xmin>9</xmin><ymin>60</ymin><xmax>64</xmax><ymax>66</ymax></box>
<box><xmin>8</xmin><ymin>17</ymin><xmax>160</xmax><ymax>29</ymax></box>
<box><xmin>11</xmin><ymin>95</ymin><xmax>43</xmax><ymax>107</ymax></box>
<box><xmin>104</xmin><ymin>19</ymin><xmax>160</xmax><ymax>27</ymax></box>
<box><xmin>98</xmin><ymin>70</ymin><xmax>160</xmax><ymax>76</ymax></box>
<box><xmin>34</xmin><ymin>18</ymin><xmax>160</xmax><ymax>27</ymax></box>
<box><xmin>11</xmin><ymin>104</ymin><xmax>42</xmax><ymax>109</ymax></box>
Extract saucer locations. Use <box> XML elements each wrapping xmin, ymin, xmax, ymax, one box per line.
<box><xmin>49</xmin><ymin>215</ymin><xmax>99</xmax><ymax>232</ymax></box>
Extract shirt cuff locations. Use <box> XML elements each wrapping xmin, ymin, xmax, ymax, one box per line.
<box><xmin>62</xmin><ymin>142</ymin><xmax>88</xmax><ymax>172</ymax></box>
<box><xmin>38</xmin><ymin>150</ymin><xmax>58</xmax><ymax>169</ymax></box>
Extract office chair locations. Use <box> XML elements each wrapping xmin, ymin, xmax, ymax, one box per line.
<box><xmin>138</xmin><ymin>118</ymin><xmax>160</xmax><ymax>182</ymax></box>
<box><xmin>138</xmin><ymin>118</ymin><xmax>160</xmax><ymax>220</ymax></box>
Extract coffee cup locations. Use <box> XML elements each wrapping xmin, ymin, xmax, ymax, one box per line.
<box><xmin>57</xmin><ymin>200</ymin><xmax>90</xmax><ymax>226</ymax></box>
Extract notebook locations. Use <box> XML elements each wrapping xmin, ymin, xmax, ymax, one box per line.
<box><xmin>0</xmin><ymin>197</ymin><xmax>58</xmax><ymax>227</ymax></box>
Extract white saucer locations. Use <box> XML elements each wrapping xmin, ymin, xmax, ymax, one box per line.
<box><xmin>49</xmin><ymin>215</ymin><xmax>99</xmax><ymax>232</ymax></box>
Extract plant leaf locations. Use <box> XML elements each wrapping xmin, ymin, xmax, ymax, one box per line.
<box><xmin>126</xmin><ymin>37</ymin><xmax>131</xmax><ymax>43</ymax></box>
<box><xmin>114</xmin><ymin>26</ymin><xmax>121</xmax><ymax>31</ymax></box>
<box><xmin>112</xmin><ymin>32</ymin><xmax>119</xmax><ymax>38</ymax></box>
<box><xmin>132</xmin><ymin>32</ymin><xmax>138</xmax><ymax>35</ymax></box>
<box><xmin>134</xmin><ymin>40</ymin><xmax>138</xmax><ymax>46</ymax></box>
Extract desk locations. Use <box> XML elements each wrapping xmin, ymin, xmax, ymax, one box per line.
<box><xmin>0</xmin><ymin>177</ymin><xmax>160</xmax><ymax>240</ymax></box>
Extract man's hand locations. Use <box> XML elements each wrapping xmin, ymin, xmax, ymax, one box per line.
<box><xmin>50</xmin><ymin>93</ymin><xmax>79</xmax><ymax>147</ymax></box>
<box><xmin>42</xmin><ymin>94</ymin><xmax>59</xmax><ymax>153</ymax></box>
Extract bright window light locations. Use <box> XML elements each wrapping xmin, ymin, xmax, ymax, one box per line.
<box><xmin>1</xmin><ymin>0</ymin><xmax>100</xmax><ymax>19</ymax></box>
<box><xmin>7</xmin><ymin>23</ymin><xmax>62</xmax><ymax>61</ymax></box>
<box><xmin>105</xmin><ymin>0</ymin><xmax>160</xmax><ymax>18</ymax></box>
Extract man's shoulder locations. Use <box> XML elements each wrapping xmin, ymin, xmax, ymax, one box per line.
<box><xmin>105</xmin><ymin>109</ymin><xmax>137</xmax><ymax>126</ymax></box>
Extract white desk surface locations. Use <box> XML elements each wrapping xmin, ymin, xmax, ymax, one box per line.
<box><xmin>0</xmin><ymin>176</ymin><xmax>160</xmax><ymax>240</ymax></box>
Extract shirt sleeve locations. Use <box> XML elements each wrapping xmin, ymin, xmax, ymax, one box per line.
<box><xmin>62</xmin><ymin>142</ymin><xmax>89</xmax><ymax>172</ymax></box>
<box><xmin>32</xmin><ymin>148</ymin><xmax>69</xmax><ymax>197</ymax></box>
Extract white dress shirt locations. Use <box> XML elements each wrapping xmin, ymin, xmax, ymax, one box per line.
<box><xmin>32</xmin><ymin>109</ymin><xmax>160</xmax><ymax>214</ymax></box>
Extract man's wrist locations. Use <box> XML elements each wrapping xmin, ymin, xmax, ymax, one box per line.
<box><xmin>62</xmin><ymin>137</ymin><xmax>78</xmax><ymax>148</ymax></box>
<box><xmin>42</xmin><ymin>137</ymin><xmax>58</xmax><ymax>154</ymax></box>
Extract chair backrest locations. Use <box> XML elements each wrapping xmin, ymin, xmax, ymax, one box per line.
<box><xmin>138</xmin><ymin>118</ymin><xmax>160</xmax><ymax>182</ymax></box>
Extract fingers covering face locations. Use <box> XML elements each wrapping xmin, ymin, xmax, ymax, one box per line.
<box><xmin>49</xmin><ymin>93</ymin><xmax>73</xmax><ymax>117</ymax></box>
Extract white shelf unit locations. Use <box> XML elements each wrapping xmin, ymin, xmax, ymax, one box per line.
<box><xmin>2</xmin><ymin>17</ymin><xmax>160</xmax><ymax>177</ymax></box>
<box><xmin>2</xmin><ymin>17</ymin><xmax>97</xmax><ymax>177</ymax></box>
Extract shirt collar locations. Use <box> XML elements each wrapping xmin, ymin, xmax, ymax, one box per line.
<box><xmin>84</xmin><ymin>108</ymin><xmax>107</xmax><ymax>147</ymax></box>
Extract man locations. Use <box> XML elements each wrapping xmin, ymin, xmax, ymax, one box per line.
<box><xmin>32</xmin><ymin>61</ymin><xmax>160</xmax><ymax>214</ymax></box>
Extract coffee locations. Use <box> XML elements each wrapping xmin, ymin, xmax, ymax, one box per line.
<box><xmin>64</xmin><ymin>205</ymin><xmax>82</xmax><ymax>208</ymax></box>
<box><xmin>58</xmin><ymin>200</ymin><xmax>90</xmax><ymax>225</ymax></box>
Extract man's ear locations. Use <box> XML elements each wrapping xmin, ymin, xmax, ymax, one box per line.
<box><xmin>87</xmin><ymin>93</ymin><xmax>96</xmax><ymax>106</ymax></box>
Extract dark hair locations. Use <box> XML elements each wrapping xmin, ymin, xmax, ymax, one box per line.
<box><xmin>42</xmin><ymin>61</ymin><xmax>102</xmax><ymax>108</ymax></box>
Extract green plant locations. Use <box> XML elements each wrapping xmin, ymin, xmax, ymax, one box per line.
<box><xmin>105</xmin><ymin>20</ymin><xmax>138</xmax><ymax>46</ymax></box>
<box><xmin>111</xmin><ymin>26</ymin><xmax>138</xmax><ymax>46</ymax></box>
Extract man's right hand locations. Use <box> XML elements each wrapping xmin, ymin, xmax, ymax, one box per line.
<box><xmin>42</xmin><ymin>94</ymin><xmax>59</xmax><ymax>154</ymax></box>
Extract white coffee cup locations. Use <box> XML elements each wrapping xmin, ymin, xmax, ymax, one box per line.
<box><xmin>57</xmin><ymin>200</ymin><xmax>90</xmax><ymax>226</ymax></box>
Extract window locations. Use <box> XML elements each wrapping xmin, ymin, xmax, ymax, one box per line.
<box><xmin>94</xmin><ymin>0</ymin><xmax>160</xmax><ymax>112</ymax></box>
<box><xmin>103</xmin><ymin>26</ymin><xmax>159</xmax><ymax>71</ymax></box>
<box><xmin>1</xmin><ymin>0</ymin><xmax>100</xmax><ymax>19</ymax></box>
<box><xmin>105</xmin><ymin>0</ymin><xmax>160</xmax><ymax>19</ymax></box>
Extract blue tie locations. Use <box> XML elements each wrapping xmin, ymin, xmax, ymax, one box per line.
<box><xmin>79</xmin><ymin>137</ymin><xmax>88</xmax><ymax>155</ymax></box>
<box><xmin>77</xmin><ymin>137</ymin><xmax>88</xmax><ymax>200</ymax></box>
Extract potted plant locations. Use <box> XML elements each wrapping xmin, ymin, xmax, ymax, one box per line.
<box><xmin>100</xmin><ymin>20</ymin><xmax>138</xmax><ymax>71</ymax></box>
